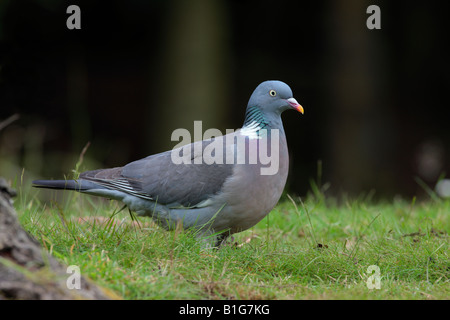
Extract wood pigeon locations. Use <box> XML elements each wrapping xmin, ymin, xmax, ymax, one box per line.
<box><xmin>33</xmin><ymin>80</ymin><xmax>304</xmax><ymax>246</ymax></box>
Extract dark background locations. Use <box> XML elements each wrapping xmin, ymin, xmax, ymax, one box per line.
<box><xmin>1</xmin><ymin>0</ymin><xmax>449</xmax><ymax>200</ymax></box>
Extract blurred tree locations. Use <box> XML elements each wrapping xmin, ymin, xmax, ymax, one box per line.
<box><xmin>66</xmin><ymin>44</ymin><xmax>90</xmax><ymax>150</ymax></box>
<box><xmin>152</xmin><ymin>0</ymin><xmax>231</xmax><ymax>151</ymax></box>
<box><xmin>327</xmin><ymin>0</ymin><xmax>394</xmax><ymax>196</ymax></box>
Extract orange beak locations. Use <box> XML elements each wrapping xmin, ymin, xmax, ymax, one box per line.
<box><xmin>286</xmin><ymin>98</ymin><xmax>304</xmax><ymax>114</ymax></box>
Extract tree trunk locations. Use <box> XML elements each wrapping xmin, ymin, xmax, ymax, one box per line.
<box><xmin>0</xmin><ymin>178</ymin><xmax>115</xmax><ymax>300</ymax></box>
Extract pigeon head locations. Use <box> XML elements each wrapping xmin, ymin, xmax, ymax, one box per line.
<box><xmin>243</xmin><ymin>81</ymin><xmax>303</xmax><ymax>131</ymax></box>
<box><xmin>247</xmin><ymin>80</ymin><xmax>304</xmax><ymax>115</ymax></box>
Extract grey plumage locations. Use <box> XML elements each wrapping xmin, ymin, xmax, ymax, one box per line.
<box><xmin>33</xmin><ymin>80</ymin><xmax>304</xmax><ymax>246</ymax></box>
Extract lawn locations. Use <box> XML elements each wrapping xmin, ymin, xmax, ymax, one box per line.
<box><xmin>15</xmin><ymin>180</ymin><xmax>450</xmax><ymax>300</ymax></box>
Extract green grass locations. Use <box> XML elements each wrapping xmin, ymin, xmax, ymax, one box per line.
<box><xmin>14</xmin><ymin>182</ymin><xmax>450</xmax><ymax>300</ymax></box>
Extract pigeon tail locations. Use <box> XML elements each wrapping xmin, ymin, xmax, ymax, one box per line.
<box><xmin>32</xmin><ymin>179</ymin><xmax>102</xmax><ymax>191</ymax></box>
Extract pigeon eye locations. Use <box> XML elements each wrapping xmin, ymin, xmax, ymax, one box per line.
<box><xmin>269</xmin><ymin>90</ymin><xmax>277</xmax><ymax>97</ymax></box>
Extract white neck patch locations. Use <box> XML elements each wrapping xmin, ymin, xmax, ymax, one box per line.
<box><xmin>240</xmin><ymin>121</ymin><xmax>263</xmax><ymax>139</ymax></box>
